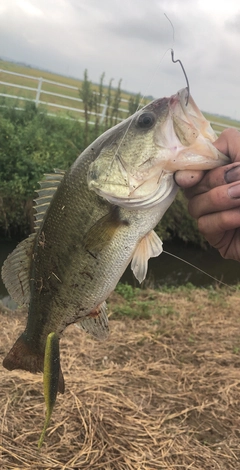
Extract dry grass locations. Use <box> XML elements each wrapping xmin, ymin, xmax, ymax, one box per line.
<box><xmin>1</xmin><ymin>286</ymin><xmax>240</xmax><ymax>469</ymax></box>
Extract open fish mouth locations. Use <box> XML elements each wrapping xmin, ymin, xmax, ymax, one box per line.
<box><xmin>88</xmin><ymin>88</ymin><xmax>229</xmax><ymax>209</ymax></box>
<box><xmin>169</xmin><ymin>88</ymin><xmax>216</xmax><ymax>143</ymax></box>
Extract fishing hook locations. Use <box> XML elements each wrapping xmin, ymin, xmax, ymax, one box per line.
<box><xmin>171</xmin><ymin>49</ymin><xmax>190</xmax><ymax>106</ymax></box>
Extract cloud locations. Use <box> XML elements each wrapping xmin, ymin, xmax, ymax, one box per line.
<box><xmin>0</xmin><ymin>0</ymin><xmax>240</xmax><ymax>118</ymax></box>
<box><xmin>225</xmin><ymin>12</ymin><xmax>240</xmax><ymax>32</ymax></box>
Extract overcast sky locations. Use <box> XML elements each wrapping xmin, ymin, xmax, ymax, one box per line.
<box><xmin>1</xmin><ymin>0</ymin><xmax>240</xmax><ymax>119</ymax></box>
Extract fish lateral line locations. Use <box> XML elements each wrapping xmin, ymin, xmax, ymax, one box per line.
<box><xmin>163</xmin><ymin>250</ymin><xmax>233</xmax><ymax>289</ymax></box>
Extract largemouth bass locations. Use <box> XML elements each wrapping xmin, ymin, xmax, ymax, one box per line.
<box><xmin>2</xmin><ymin>88</ymin><xmax>228</xmax><ymax>443</ymax></box>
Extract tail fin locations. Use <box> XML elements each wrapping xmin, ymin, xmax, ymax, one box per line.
<box><xmin>3</xmin><ymin>333</ymin><xmax>65</xmax><ymax>394</ymax></box>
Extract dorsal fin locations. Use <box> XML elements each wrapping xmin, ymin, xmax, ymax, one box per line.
<box><xmin>34</xmin><ymin>169</ymin><xmax>65</xmax><ymax>231</ymax></box>
<box><xmin>1</xmin><ymin>170</ymin><xmax>66</xmax><ymax>306</ymax></box>
<box><xmin>1</xmin><ymin>233</ymin><xmax>36</xmax><ymax>306</ymax></box>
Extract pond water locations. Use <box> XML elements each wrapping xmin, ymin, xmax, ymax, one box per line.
<box><xmin>0</xmin><ymin>238</ymin><xmax>239</xmax><ymax>300</ymax></box>
<box><xmin>121</xmin><ymin>241</ymin><xmax>240</xmax><ymax>288</ymax></box>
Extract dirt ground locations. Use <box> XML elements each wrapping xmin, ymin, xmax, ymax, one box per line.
<box><xmin>1</xmin><ymin>286</ymin><xmax>240</xmax><ymax>469</ymax></box>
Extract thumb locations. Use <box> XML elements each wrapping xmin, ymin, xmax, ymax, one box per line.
<box><xmin>174</xmin><ymin>169</ymin><xmax>205</xmax><ymax>188</ymax></box>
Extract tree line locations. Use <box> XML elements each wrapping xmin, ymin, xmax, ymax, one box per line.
<box><xmin>79</xmin><ymin>69</ymin><xmax>143</xmax><ymax>146</ymax></box>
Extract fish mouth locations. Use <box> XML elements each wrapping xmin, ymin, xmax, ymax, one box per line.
<box><xmin>160</xmin><ymin>87</ymin><xmax>229</xmax><ymax>170</ymax></box>
<box><xmin>169</xmin><ymin>87</ymin><xmax>226</xmax><ymax>149</ymax></box>
<box><xmin>169</xmin><ymin>88</ymin><xmax>203</xmax><ymax>121</ymax></box>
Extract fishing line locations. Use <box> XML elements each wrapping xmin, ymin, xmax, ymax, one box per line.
<box><xmin>134</xmin><ymin>13</ymin><xmax>176</xmax><ymax>113</ymax></box>
<box><xmin>163</xmin><ymin>249</ymin><xmax>233</xmax><ymax>289</ymax></box>
<box><xmin>99</xmin><ymin>16</ymin><xmax>236</xmax><ymax>293</ymax></box>
<box><xmin>104</xmin><ymin>15</ymin><xmax>228</xmax><ymax>289</ymax></box>
<box><xmin>149</xmin><ymin>17</ymin><xmax>225</xmax><ymax>290</ymax></box>
<box><xmin>164</xmin><ymin>13</ymin><xmax>190</xmax><ymax>106</ymax></box>
<box><xmin>164</xmin><ymin>13</ymin><xmax>175</xmax><ymax>45</ymax></box>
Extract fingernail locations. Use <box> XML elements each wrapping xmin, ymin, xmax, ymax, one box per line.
<box><xmin>225</xmin><ymin>165</ymin><xmax>240</xmax><ymax>183</ymax></box>
<box><xmin>228</xmin><ymin>183</ymin><xmax>240</xmax><ymax>198</ymax></box>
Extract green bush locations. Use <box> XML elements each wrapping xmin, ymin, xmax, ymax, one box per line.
<box><xmin>157</xmin><ymin>190</ymin><xmax>206</xmax><ymax>248</ymax></box>
<box><xmin>0</xmin><ymin>103</ymin><xmax>87</xmax><ymax>236</ymax></box>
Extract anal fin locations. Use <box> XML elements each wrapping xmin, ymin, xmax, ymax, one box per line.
<box><xmin>131</xmin><ymin>230</ymin><xmax>163</xmax><ymax>283</ymax></box>
<box><xmin>76</xmin><ymin>301</ymin><xmax>109</xmax><ymax>340</ymax></box>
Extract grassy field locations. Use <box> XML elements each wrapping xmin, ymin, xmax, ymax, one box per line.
<box><xmin>0</xmin><ymin>60</ymin><xmax>137</xmax><ymax>121</ymax></box>
<box><xmin>1</xmin><ymin>59</ymin><xmax>240</xmax><ymax>133</ymax></box>
<box><xmin>1</xmin><ymin>283</ymin><xmax>240</xmax><ymax>469</ymax></box>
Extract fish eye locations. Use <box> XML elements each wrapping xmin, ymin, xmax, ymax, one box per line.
<box><xmin>137</xmin><ymin>112</ymin><xmax>155</xmax><ymax>129</ymax></box>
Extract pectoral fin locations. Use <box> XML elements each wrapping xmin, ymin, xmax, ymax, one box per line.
<box><xmin>85</xmin><ymin>206</ymin><xmax>129</xmax><ymax>253</ymax></box>
<box><xmin>76</xmin><ymin>301</ymin><xmax>109</xmax><ymax>340</ymax></box>
<box><xmin>38</xmin><ymin>332</ymin><xmax>61</xmax><ymax>448</ymax></box>
<box><xmin>131</xmin><ymin>230</ymin><xmax>163</xmax><ymax>283</ymax></box>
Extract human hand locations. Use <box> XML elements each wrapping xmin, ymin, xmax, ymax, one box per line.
<box><xmin>175</xmin><ymin>129</ymin><xmax>240</xmax><ymax>261</ymax></box>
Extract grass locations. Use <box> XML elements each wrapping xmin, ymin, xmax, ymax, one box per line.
<box><xmin>113</xmin><ymin>284</ymin><xmax>179</xmax><ymax>319</ymax></box>
<box><xmin>1</xmin><ymin>284</ymin><xmax>240</xmax><ymax>468</ymax></box>
<box><xmin>1</xmin><ymin>60</ymin><xmax>240</xmax><ymax>131</ymax></box>
<box><xmin>0</xmin><ymin>60</ymin><xmax>136</xmax><ymax>120</ymax></box>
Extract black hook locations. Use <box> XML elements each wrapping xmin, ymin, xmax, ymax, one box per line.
<box><xmin>171</xmin><ymin>49</ymin><xmax>190</xmax><ymax>106</ymax></box>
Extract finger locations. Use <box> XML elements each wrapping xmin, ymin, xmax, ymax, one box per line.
<box><xmin>174</xmin><ymin>170</ymin><xmax>205</xmax><ymax>188</ymax></box>
<box><xmin>213</xmin><ymin>129</ymin><xmax>240</xmax><ymax>162</ymax></box>
<box><xmin>198</xmin><ymin>208</ymin><xmax>240</xmax><ymax>249</ymax></box>
<box><xmin>188</xmin><ymin>181</ymin><xmax>240</xmax><ymax>219</ymax></box>
<box><xmin>176</xmin><ymin>128</ymin><xmax>240</xmax><ymax>193</ymax></box>
<box><xmin>184</xmin><ymin>162</ymin><xmax>240</xmax><ymax>199</ymax></box>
